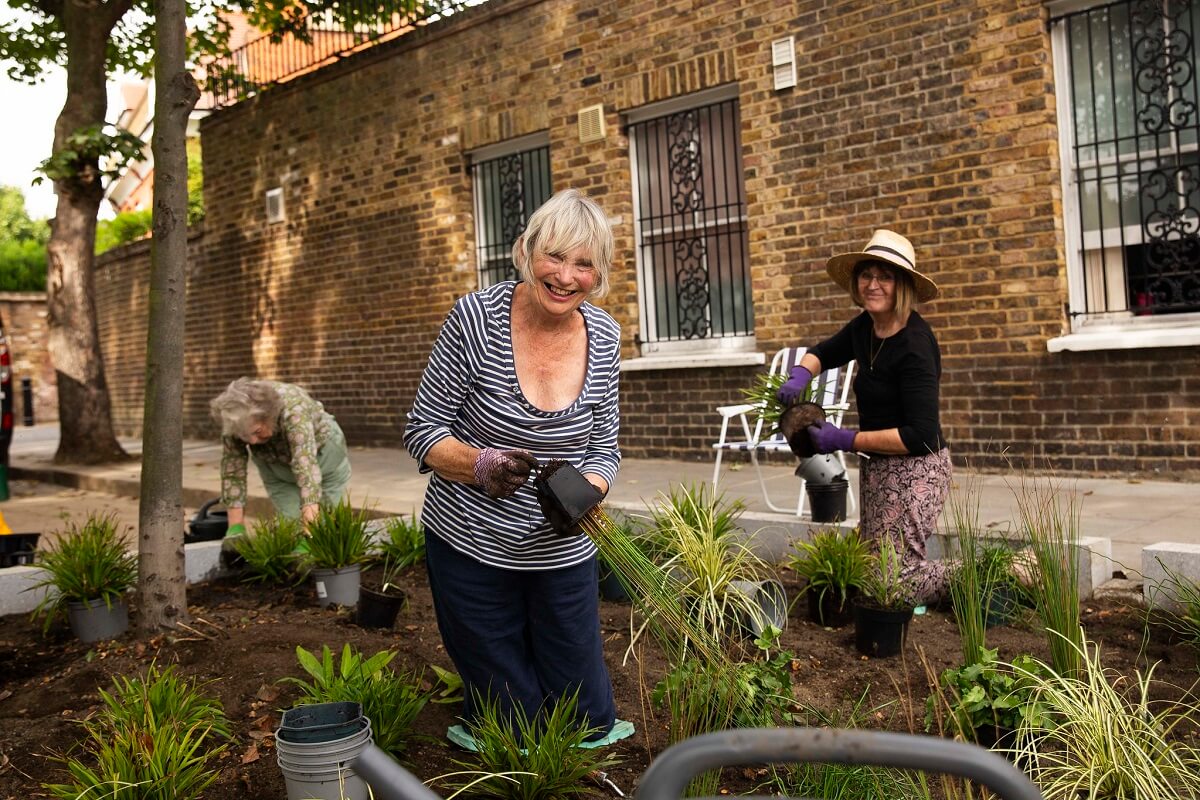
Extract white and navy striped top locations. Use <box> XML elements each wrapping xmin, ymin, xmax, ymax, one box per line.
<box><xmin>403</xmin><ymin>281</ymin><xmax>621</xmax><ymax>571</ymax></box>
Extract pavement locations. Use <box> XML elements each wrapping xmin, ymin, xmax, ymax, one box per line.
<box><xmin>5</xmin><ymin>423</ymin><xmax>1197</xmax><ymax>578</ymax></box>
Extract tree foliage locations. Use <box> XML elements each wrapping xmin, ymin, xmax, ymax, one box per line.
<box><xmin>0</xmin><ymin>185</ymin><xmax>48</xmax><ymax>290</ymax></box>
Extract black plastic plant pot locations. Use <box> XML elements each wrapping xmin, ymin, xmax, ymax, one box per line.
<box><xmin>853</xmin><ymin>602</ymin><xmax>914</xmax><ymax>658</ymax></box>
<box><xmin>807</xmin><ymin>478</ymin><xmax>849</xmax><ymax>523</ymax></box>
<box><xmin>277</xmin><ymin>701</ymin><xmax>365</xmax><ymax>744</ymax></box>
<box><xmin>356</xmin><ymin>586</ymin><xmax>406</xmax><ymax>629</ymax></box>
<box><xmin>598</xmin><ymin>560</ymin><xmax>631</xmax><ymax>603</ymax></box>
<box><xmin>534</xmin><ymin>460</ymin><xmax>603</xmax><ymax>530</ymax></box>
<box><xmin>779</xmin><ymin>402</ymin><xmax>827</xmax><ymax>459</ymax></box>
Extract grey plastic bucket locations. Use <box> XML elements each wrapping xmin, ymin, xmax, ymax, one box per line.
<box><xmin>311</xmin><ymin>564</ymin><xmax>362</xmax><ymax>608</ymax></box>
<box><xmin>281</xmin><ymin>763</ymin><xmax>370</xmax><ymax>800</ymax></box>
<box><xmin>278</xmin><ymin>702</ymin><xmax>364</xmax><ymax>744</ymax></box>
<box><xmin>276</xmin><ymin>713</ymin><xmax>373</xmax><ymax>800</ymax></box>
<box><xmin>66</xmin><ymin>597</ymin><xmax>130</xmax><ymax>643</ymax></box>
<box><xmin>729</xmin><ymin>579</ymin><xmax>788</xmax><ymax>637</ymax></box>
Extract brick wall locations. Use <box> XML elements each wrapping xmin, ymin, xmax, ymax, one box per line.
<box><xmin>90</xmin><ymin>0</ymin><xmax>1200</xmax><ymax>479</ymax></box>
<box><xmin>0</xmin><ymin>292</ymin><xmax>57</xmax><ymax>425</ymax></box>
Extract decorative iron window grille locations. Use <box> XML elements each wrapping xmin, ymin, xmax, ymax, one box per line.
<box><xmin>1054</xmin><ymin>0</ymin><xmax>1200</xmax><ymax>318</ymax></box>
<box><xmin>470</xmin><ymin>143</ymin><xmax>552</xmax><ymax>288</ymax></box>
<box><xmin>628</xmin><ymin>95</ymin><xmax>753</xmax><ymax>349</ymax></box>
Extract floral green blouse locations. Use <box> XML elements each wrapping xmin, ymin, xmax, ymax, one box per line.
<box><xmin>220</xmin><ymin>382</ymin><xmax>338</xmax><ymax>509</ymax></box>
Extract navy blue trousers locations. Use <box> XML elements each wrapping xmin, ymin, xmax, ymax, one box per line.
<box><xmin>425</xmin><ymin>532</ymin><xmax>616</xmax><ymax>739</ymax></box>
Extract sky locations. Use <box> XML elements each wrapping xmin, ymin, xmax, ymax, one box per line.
<box><xmin>0</xmin><ymin>67</ymin><xmax>65</xmax><ymax>220</ymax></box>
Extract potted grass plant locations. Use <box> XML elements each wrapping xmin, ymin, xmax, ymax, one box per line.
<box><xmin>304</xmin><ymin>498</ymin><xmax>373</xmax><ymax>608</ymax></box>
<box><xmin>852</xmin><ymin>537</ymin><xmax>916</xmax><ymax>658</ymax></box>
<box><xmin>789</xmin><ymin>527</ymin><xmax>870</xmax><ymax>627</ymax></box>
<box><xmin>30</xmin><ymin>512</ymin><xmax>138</xmax><ymax>643</ymax></box>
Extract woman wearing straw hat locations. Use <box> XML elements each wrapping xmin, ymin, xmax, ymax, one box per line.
<box><xmin>777</xmin><ymin>229</ymin><xmax>951</xmax><ymax>604</ymax></box>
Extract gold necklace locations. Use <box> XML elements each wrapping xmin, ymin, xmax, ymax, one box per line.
<box><xmin>869</xmin><ymin>332</ymin><xmax>887</xmax><ymax>371</ymax></box>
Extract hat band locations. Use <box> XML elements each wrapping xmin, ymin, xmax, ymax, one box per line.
<box><xmin>864</xmin><ymin>244</ymin><xmax>914</xmax><ymax>270</ymax></box>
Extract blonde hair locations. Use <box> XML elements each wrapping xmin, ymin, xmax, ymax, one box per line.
<box><xmin>511</xmin><ymin>188</ymin><xmax>614</xmax><ymax>299</ymax></box>
<box><xmin>849</xmin><ymin>261</ymin><xmax>916</xmax><ymax>324</ymax></box>
<box><xmin>210</xmin><ymin>378</ymin><xmax>283</xmax><ymax>440</ymax></box>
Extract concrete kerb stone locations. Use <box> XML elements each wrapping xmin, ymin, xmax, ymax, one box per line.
<box><xmin>608</xmin><ymin>502</ymin><xmax>1113</xmax><ymax>601</ymax></box>
<box><xmin>1142</xmin><ymin>542</ymin><xmax>1200</xmax><ymax>614</ymax></box>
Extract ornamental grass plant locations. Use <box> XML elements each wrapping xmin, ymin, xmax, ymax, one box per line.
<box><xmin>1009</xmin><ymin>632</ymin><xmax>1200</xmax><ymax>800</ymax></box>
<box><xmin>580</xmin><ymin>509</ymin><xmax>725</xmax><ymax>664</ymax></box>
<box><xmin>377</xmin><ymin>512</ymin><xmax>426</xmax><ymax>572</ymax></box>
<box><xmin>232</xmin><ymin>514</ymin><xmax>305</xmax><ymax>585</ymax></box>
<box><xmin>304</xmin><ymin>497</ymin><xmax>373</xmax><ymax>570</ymax></box>
<box><xmin>31</xmin><ymin>511</ymin><xmax>137</xmax><ymax>630</ymax></box>
<box><xmin>646</xmin><ymin>484</ymin><xmax>779</xmax><ymax>654</ymax></box>
<box><xmin>1013</xmin><ymin>477</ymin><xmax>1083</xmax><ymax>676</ymax></box>
<box><xmin>451</xmin><ymin>689</ymin><xmax>616</xmax><ymax>800</ymax></box>
<box><xmin>859</xmin><ymin>536</ymin><xmax>915</xmax><ymax>611</ymax></box>
<box><xmin>789</xmin><ymin>527</ymin><xmax>870</xmax><ymax>623</ymax></box>
<box><xmin>43</xmin><ymin>664</ymin><xmax>230</xmax><ymax>800</ymax></box>
<box><xmin>1146</xmin><ymin>559</ymin><xmax>1200</xmax><ymax>655</ymax></box>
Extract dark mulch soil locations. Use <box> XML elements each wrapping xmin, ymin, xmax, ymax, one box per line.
<box><xmin>1</xmin><ymin>563</ymin><xmax>1196</xmax><ymax>800</ymax></box>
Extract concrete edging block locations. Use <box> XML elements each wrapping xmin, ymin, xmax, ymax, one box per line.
<box><xmin>606</xmin><ymin>502</ymin><xmax>1112</xmax><ymax>600</ymax></box>
<box><xmin>0</xmin><ymin>565</ymin><xmax>52</xmax><ymax>616</ymax></box>
<box><xmin>1142</xmin><ymin>542</ymin><xmax>1200</xmax><ymax>614</ymax></box>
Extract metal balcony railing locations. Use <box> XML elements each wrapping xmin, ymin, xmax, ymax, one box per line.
<box><xmin>203</xmin><ymin>1</ymin><xmax>478</xmax><ymax>108</ymax></box>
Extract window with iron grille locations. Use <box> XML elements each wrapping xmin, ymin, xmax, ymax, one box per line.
<box><xmin>469</xmin><ymin>133</ymin><xmax>552</xmax><ymax>289</ymax></box>
<box><xmin>1051</xmin><ymin>0</ymin><xmax>1200</xmax><ymax>333</ymax></box>
<box><xmin>627</xmin><ymin>86</ymin><xmax>754</xmax><ymax>355</ymax></box>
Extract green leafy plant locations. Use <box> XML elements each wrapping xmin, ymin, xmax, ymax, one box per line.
<box><xmin>859</xmin><ymin>536</ymin><xmax>915</xmax><ymax>611</ymax></box>
<box><xmin>452</xmin><ymin>688</ymin><xmax>616</xmax><ymax>800</ymax></box>
<box><xmin>925</xmin><ymin>647</ymin><xmax>1051</xmax><ymax>745</ymax></box>
<box><xmin>282</xmin><ymin>643</ymin><xmax>432</xmax><ymax>756</ymax></box>
<box><xmin>30</xmin><ymin>512</ymin><xmax>138</xmax><ymax>630</ymax></box>
<box><xmin>1009</xmin><ymin>633</ymin><xmax>1200</xmax><ymax>800</ymax></box>
<box><xmin>304</xmin><ymin>498</ymin><xmax>373</xmax><ymax>569</ymax></box>
<box><xmin>789</xmin><ymin>527</ymin><xmax>870</xmax><ymax>623</ymax></box>
<box><xmin>1014</xmin><ymin>478</ymin><xmax>1083</xmax><ymax>676</ymax></box>
<box><xmin>232</xmin><ymin>514</ymin><xmax>305</xmax><ymax>584</ymax></box>
<box><xmin>43</xmin><ymin>664</ymin><xmax>230</xmax><ymax>800</ymax></box>
<box><xmin>377</xmin><ymin>512</ymin><xmax>426</xmax><ymax>573</ymax></box>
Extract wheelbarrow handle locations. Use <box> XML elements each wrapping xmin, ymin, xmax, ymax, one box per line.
<box><xmin>353</xmin><ymin>744</ymin><xmax>444</xmax><ymax>800</ymax></box>
<box><xmin>635</xmin><ymin>729</ymin><xmax>1042</xmax><ymax>800</ymax></box>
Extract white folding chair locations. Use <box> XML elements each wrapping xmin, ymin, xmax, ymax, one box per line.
<box><xmin>711</xmin><ymin>349</ymin><xmax>857</xmax><ymax>518</ymax></box>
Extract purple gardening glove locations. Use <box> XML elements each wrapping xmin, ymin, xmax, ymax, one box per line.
<box><xmin>807</xmin><ymin>420</ymin><xmax>857</xmax><ymax>454</ymax></box>
<box><xmin>473</xmin><ymin>448</ymin><xmax>538</xmax><ymax>498</ymax></box>
<box><xmin>777</xmin><ymin>365</ymin><xmax>814</xmax><ymax>405</ymax></box>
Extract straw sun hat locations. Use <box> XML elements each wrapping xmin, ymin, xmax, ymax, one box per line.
<box><xmin>825</xmin><ymin>229</ymin><xmax>939</xmax><ymax>302</ymax></box>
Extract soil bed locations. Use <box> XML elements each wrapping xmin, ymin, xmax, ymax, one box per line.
<box><xmin>0</xmin><ymin>562</ymin><xmax>1195</xmax><ymax>800</ymax></box>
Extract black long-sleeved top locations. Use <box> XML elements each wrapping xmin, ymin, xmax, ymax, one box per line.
<box><xmin>809</xmin><ymin>310</ymin><xmax>946</xmax><ymax>456</ymax></box>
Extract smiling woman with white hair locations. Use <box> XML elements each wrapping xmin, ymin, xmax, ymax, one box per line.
<box><xmin>403</xmin><ymin>187</ymin><xmax>632</xmax><ymax>752</ymax></box>
<box><xmin>777</xmin><ymin>229</ymin><xmax>951</xmax><ymax>605</ymax></box>
<box><xmin>211</xmin><ymin>378</ymin><xmax>352</xmax><ymax>535</ymax></box>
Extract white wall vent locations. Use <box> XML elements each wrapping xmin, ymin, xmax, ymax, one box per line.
<box><xmin>772</xmin><ymin>36</ymin><xmax>797</xmax><ymax>91</ymax></box>
<box><xmin>578</xmin><ymin>104</ymin><xmax>607</xmax><ymax>144</ymax></box>
<box><xmin>265</xmin><ymin>187</ymin><xmax>285</xmax><ymax>224</ymax></box>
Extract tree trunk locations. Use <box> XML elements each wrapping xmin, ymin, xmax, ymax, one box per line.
<box><xmin>46</xmin><ymin>2</ymin><xmax>132</xmax><ymax>465</ymax></box>
<box><xmin>138</xmin><ymin>0</ymin><xmax>200</xmax><ymax>633</ymax></box>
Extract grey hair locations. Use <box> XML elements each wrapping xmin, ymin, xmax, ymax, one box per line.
<box><xmin>511</xmin><ymin>188</ymin><xmax>614</xmax><ymax>299</ymax></box>
<box><xmin>210</xmin><ymin>378</ymin><xmax>283</xmax><ymax>440</ymax></box>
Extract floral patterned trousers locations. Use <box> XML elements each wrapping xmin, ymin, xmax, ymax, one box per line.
<box><xmin>859</xmin><ymin>447</ymin><xmax>952</xmax><ymax>605</ymax></box>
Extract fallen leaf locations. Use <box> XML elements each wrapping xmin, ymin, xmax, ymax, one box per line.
<box><xmin>241</xmin><ymin>744</ymin><xmax>260</xmax><ymax>765</ymax></box>
<box><xmin>0</xmin><ymin>690</ymin><xmax>12</xmax><ymax>702</ymax></box>
<box><xmin>252</xmin><ymin>714</ymin><xmax>276</xmax><ymax>731</ymax></box>
<box><xmin>255</xmin><ymin>684</ymin><xmax>280</xmax><ymax>703</ymax></box>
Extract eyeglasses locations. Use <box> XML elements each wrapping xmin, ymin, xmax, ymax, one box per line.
<box><xmin>857</xmin><ymin>269</ymin><xmax>896</xmax><ymax>286</ymax></box>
